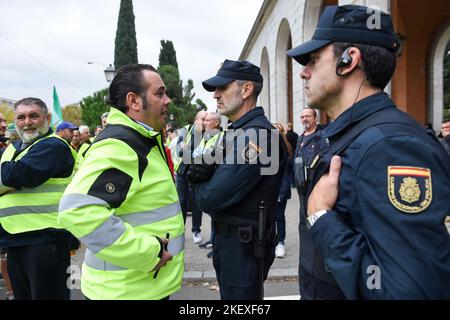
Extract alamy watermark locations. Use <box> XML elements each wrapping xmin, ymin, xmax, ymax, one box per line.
<box><xmin>366</xmin><ymin>5</ymin><xmax>382</xmax><ymax>30</ymax></box>
<box><xmin>366</xmin><ymin>265</ymin><xmax>381</xmax><ymax>290</ymax></box>
<box><xmin>67</xmin><ymin>264</ymin><xmax>81</xmax><ymax>290</ymax></box>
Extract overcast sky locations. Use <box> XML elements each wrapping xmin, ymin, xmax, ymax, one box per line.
<box><xmin>0</xmin><ymin>0</ymin><xmax>263</xmax><ymax>112</ymax></box>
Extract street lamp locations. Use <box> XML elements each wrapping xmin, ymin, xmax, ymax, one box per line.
<box><xmin>104</xmin><ymin>64</ymin><xmax>115</xmax><ymax>83</ymax></box>
<box><xmin>87</xmin><ymin>61</ymin><xmax>116</xmax><ymax>83</ymax></box>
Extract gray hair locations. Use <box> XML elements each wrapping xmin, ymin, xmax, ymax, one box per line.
<box><xmin>78</xmin><ymin>125</ymin><xmax>90</xmax><ymax>135</ymax></box>
<box><xmin>237</xmin><ymin>80</ymin><xmax>262</xmax><ymax>100</ymax></box>
<box><xmin>14</xmin><ymin>97</ymin><xmax>48</xmax><ymax>114</ymax></box>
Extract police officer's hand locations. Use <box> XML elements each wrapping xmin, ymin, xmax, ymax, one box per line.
<box><xmin>151</xmin><ymin>238</ymin><xmax>173</xmax><ymax>272</ymax></box>
<box><xmin>187</xmin><ymin>163</ymin><xmax>217</xmax><ymax>184</ymax></box>
<box><xmin>307</xmin><ymin>156</ymin><xmax>342</xmax><ymax>216</ymax></box>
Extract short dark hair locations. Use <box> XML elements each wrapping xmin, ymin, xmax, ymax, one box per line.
<box><xmin>237</xmin><ymin>80</ymin><xmax>263</xmax><ymax>100</ymax></box>
<box><xmin>443</xmin><ymin>118</ymin><xmax>450</xmax><ymax>124</ymax></box>
<box><xmin>106</xmin><ymin>64</ymin><xmax>158</xmax><ymax>113</ymax></box>
<box><xmin>14</xmin><ymin>97</ymin><xmax>48</xmax><ymax>114</ymax></box>
<box><xmin>332</xmin><ymin>42</ymin><xmax>397</xmax><ymax>90</ymax></box>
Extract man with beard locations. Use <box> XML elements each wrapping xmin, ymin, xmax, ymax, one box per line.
<box><xmin>0</xmin><ymin>97</ymin><xmax>77</xmax><ymax>299</ymax></box>
<box><xmin>293</xmin><ymin>107</ymin><xmax>332</xmax><ymax>298</ymax></box>
<box><xmin>58</xmin><ymin>64</ymin><xmax>184</xmax><ymax>300</ymax></box>
<box><xmin>188</xmin><ymin>60</ymin><xmax>287</xmax><ymax>300</ymax></box>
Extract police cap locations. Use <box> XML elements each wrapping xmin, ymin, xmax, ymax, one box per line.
<box><xmin>202</xmin><ymin>59</ymin><xmax>263</xmax><ymax>92</ymax></box>
<box><xmin>287</xmin><ymin>5</ymin><xmax>399</xmax><ymax>66</ymax></box>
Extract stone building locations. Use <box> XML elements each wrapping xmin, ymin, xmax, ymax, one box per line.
<box><xmin>239</xmin><ymin>0</ymin><xmax>450</xmax><ymax>133</ymax></box>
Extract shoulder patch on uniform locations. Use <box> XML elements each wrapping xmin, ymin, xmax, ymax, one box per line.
<box><xmin>88</xmin><ymin>168</ymin><xmax>133</xmax><ymax>208</ymax></box>
<box><xmin>241</xmin><ymin>140</ymin><xmax>262</xmax><ymax>162</ymax></box>
<box><xmin>387</xmin><ymin>166</ymin><xmax>432</xmax><ymax>214</ymax></box>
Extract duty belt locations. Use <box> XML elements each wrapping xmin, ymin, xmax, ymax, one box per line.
<box><xmin>214</xmin><ymin>223</ymin><xmax>247</xmax><ymax>236</ymax></box>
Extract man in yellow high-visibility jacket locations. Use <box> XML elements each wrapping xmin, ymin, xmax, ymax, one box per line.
<box><xmin>58</xmin><ymin>64</ymin><xmax>184</xmax><ymax>300</ymax></box>
<box><xmin>0</xmin><ymin>97</ymin><xmax>76</xmax><ymax>300</ymax></box>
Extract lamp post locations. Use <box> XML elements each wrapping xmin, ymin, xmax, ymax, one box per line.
<box><xmin>104</xmin><ymin>64</ymin><xmax>115</xmax><ymax>83</ymax></box>
<box><xmin>87</xmin><ymin>61</ymin><xmax>116</xmax><ymax>83</ymax></box>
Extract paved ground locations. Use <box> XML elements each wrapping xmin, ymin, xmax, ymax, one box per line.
<box><xmin>2</xmin><ymin>189</ymin><xmax>449</xmax><ymax>300</ymax></box>
<box><xmin>183</xmin><ymin>191</ymin><xmax>300</xmax><ymax>281</ymax></box>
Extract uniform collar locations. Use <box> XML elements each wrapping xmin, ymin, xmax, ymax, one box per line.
<box><xmin>107</xmin><ymin>107</ymin><xmax>159</xmax><ymax>138</ymax></box>
<box><xmin>229</xmin><ymin>107</ymin><xmax>265</xmax><ymax>129</ymax></box>
<box><xmin>136</xmin><ymin>120</ymin><xmax>154</xmax><ymax>132</ymax></box>
<box><xmin>324</xmin><ymin>92</ymin><xmax>395</xmax><ymax>139</ymax></box>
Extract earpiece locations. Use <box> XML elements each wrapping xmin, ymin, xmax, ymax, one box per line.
<box><xmin>336</xmin><ymin>48</ymin><xmax>353</xmax><ymax>76</ymax></box>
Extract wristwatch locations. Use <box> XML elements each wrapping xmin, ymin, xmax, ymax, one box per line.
<box><xmin>306</xmin><ymin>209</ymin><xmax>328</xmax><ymax>230</ymax></box>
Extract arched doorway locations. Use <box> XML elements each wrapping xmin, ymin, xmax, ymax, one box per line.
<box><xmin>260</xmin><ymin>47</ymin><xmax>271</xmax><ymax>119</ymax></box>
<box><xmin>391</xmin><ymin>0</ymin><xmax>450</xmax><ymax>127</ymax></box>
<box><xmin>275</xmin><ymin>19</ymin><xmax>293</xmax><ymax>124</ymax></box>
<box><xmin>430</xmin><ymin>22</ymin><xmax>450</xmax><ymax>132</ymax></box>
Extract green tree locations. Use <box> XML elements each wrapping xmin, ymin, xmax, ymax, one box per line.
<box><xmin>62</xmin><ymin>104</ymin><xmax>83</xmax><ymax>126</ymax></box>
<box><xmin>195</xmin><ymin>98</ymin><xmax>207</xmax><ymax>111</ymax></box>
<box><xmin>157</xmin><ymin>40</ymin><xmax>205</xmax><ymax>127</ymax></box>
<box><xmin>80</xmin><ymin>88</ymin><xmax>109</xmax><ymax>131</ymax></box>
<box><xmin>158</xmin><ymin>65</ymin><xmax>183</xmax><ymax>105</ymax></box>
<box><xmin>159</xmin><ymin>40</ymin><xmax>178</xmax><ymax>69</ymax></box>
<box><xmin>0</xmin><ymin>103</ymin><xmax>14</xmax><ymax>123</ymax></box>
<box><xmin>114</xmin><ymin>0</ymin><xmax>138</xmax><ymax>70</ymax></box>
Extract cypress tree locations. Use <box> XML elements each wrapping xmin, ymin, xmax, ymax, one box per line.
<box><xmin>114</xmin><ymin>0</ymin><xmax>138</xmax><ymax>70</ymax></box>
<box><xmin>159</xmin><ymin>40</ymin><xmax>178</xmax><ymax>68</ymax></box>
<box><xmin>157</xmin><ymin>40</ymin><xmax>205</xmax><ymax>127</ymax></box>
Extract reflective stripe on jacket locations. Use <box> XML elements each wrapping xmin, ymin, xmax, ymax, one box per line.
<box><xmin>58</xmin><ymin>107</ymin><xmax>184</xmax><ymax>300</ymax></box>
<box><xmin>0</xmin><ymin>134</ymin><xmax>76</xmax><ymax>233</ymax></box>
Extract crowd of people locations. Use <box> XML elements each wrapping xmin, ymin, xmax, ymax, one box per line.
<box><xmin>0</xmin><ymin>4</ymin><xmax>449</xmax><ymax>300</ymax></box>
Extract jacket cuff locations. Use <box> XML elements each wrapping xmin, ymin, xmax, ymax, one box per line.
<box><xmin>310</xmin><ymin>210</ymin><xmax>346</xmax><ymax>254</ymax></box>
<box><xmin>154</xmin><ymin>236</ymin><xmax>164</xmax><ymax>258</ymax></box>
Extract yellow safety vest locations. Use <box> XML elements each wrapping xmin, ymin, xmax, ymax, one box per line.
<box><xmin>173</xmin><ymin>124</ymin><xmax>193</xmax><ymax>172</ymax></box>
<box><xmin>58</xmin><ymin>107</ymin><xmax>184</xmax><ymax>300</ymax></box>
<box><xmin>0</xmin><ymin>134</ymin><xmax>76</xmax><ymax>233</ymax></box>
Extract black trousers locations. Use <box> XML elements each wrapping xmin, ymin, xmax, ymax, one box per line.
<box><xmin>176</xmin><ymin>172</ymin><xmax>202</xmax><ymax>232</ymax></box>
<box><xmin>7</xmin><ymin>241</ymin><xmax>71</xmax><ymax>300</ymax></box>
<box><xmin>212</xmin><ymin>232</ymin><xmax>275</xmax><ymax>300</ymax></box>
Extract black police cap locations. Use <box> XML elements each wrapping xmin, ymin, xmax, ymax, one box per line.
<box><xmin>202</xmin><ymin>59</ymin><xmax>263</xmax><ymax>92</ymax></box>
<box><xmin>287</xmin><ymin>5</ymin><xmax>399</xmax><ymax>66</ymax></box>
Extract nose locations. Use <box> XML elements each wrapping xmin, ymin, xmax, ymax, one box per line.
<box><xmin>300</xmin><ymin>66</ymin><xmax>311</xmax><ymax>80</ymax></box>
<box><xmin>213</xmin><ymin>89</ymin><xmax>221</xmax><ymax>100</ymax></box>
<box><xmin>24</xmin><ymin>116</ymin><xmax>33</xmax><ymax>126</ymax></box>
<box><xmin>164</xmin><ymin>95</ymin><xmax>171</xmax><ymax>105</ymax></box>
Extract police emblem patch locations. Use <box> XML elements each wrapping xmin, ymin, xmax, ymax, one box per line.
<box><xmin>241</xmin><ymin>141</ymin><xmax>262</xmax><ymax>162</ymax></box>
<box><xmin>387</xmin><ymin>166</ymin><xmax>432</xmax><ymax>214</ymax></box>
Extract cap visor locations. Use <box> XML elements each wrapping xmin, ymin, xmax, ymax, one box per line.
<box><xmin>202</xmin><ymin>76</ymin><xmax>234</xmax><ymax>92</ymax></box>
<box><xmin>287</xmin><ymin>39</ymin><xmax>331</xmax><ymax>65</ymax></box>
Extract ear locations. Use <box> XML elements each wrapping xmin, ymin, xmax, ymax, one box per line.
<box><xmin>125</xmin><ymin>92</ymin><xmax>141</xmax><ymax>113</ymax></box>
<box><xmin>46</xmin><ymin>113</ymin><xmax>51</xmax><ymax>124</ymax></box>
<box><xmin>241</xmin><ymin>82</ymin><xmax>254</xmax><ymax>100</ymax></box>
<box><xmin>337</xmin><ymin>47</ymin><xmax>363</xmax><ymax>77</ymax></box>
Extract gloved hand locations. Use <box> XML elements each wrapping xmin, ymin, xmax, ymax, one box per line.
<box><xmin>187</xmin><ymin>163</ymin><xmax>217</xmax><ymax>184</ymax></box>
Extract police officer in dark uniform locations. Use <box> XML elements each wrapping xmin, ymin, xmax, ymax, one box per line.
<box><xmin>188</xmin><ymin>60</ymin><xmax>287</xmax><ymax>300</ymax></box>
<box><xmin>287</xmin><ymin>5</ymin><xmax>450</xmax><ymax>299</ymax></box>
<box><xmin>293</xmin><ymin>108</ymin><xmax>341</xmax><ymax>299</ymax></box>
